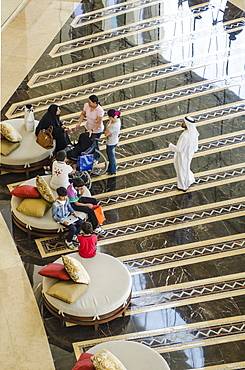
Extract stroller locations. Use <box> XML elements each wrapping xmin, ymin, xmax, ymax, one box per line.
<box><xmin>66</xmin><ymin>132</ymin><xmax>108</xmax><ymax>188</ymax></box>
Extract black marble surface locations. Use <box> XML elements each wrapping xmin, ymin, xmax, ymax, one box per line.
<box><xmin>1</xmin><ymin>0</ymin><xmax>245</xmax><ymax>369</ymax></box>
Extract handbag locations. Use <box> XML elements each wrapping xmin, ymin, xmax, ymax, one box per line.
<box><xmin>36</xmin><ymin>125</ymin><xmax>54</xmax><ymax>149</ymax></box>
<box><xmin>92</xmin><ymin>205</ymin><xmax>106</xmax><ymax>225</ymax></box>
<box><xmin>77</xmin><ymin>153</ymin><xmax>94</xmax><ymax>171</ymax></box>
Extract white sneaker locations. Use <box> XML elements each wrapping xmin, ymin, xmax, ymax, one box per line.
<box><xmin>94</xmin><ymin>227</ymin><xmax>106</xmax><ymax>235</ymax></box>
<box><xmin>65</xmin><ymin>240</ymin><xmax>76</xmax><ymax>250</ymax></box>
<box><xmin>72</xmin><ymin>235</ymin><xmax>78</xmax><ymax>242</ymax></box>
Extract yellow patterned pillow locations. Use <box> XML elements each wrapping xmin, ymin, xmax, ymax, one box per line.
<box><xmin>0</xmin><ymin>139</ymin><xmax>20</xmax><ymax>155</ymax></box>
<box><xmin>0</xmin><ymin>122</ymin><xmax>22</xmax><ymax>142</ymax></box>
<box><xmin>36</xmin><ymin>175</ymin><xmax>55</xmax><ymax>203</ymax></box>
<box><xmin>16</xmin><ymin>198</ymin><xmax>51</xmax><ymax>217</ymax></box>
<box><xmin>91</xmin><ymin>349</ymin><xmax>127</xmax><ymax>370</ymax></box>
<box><xmin>62</xmin><ymin>255</ymin><xmax>90</xmax><ymax>284</ymax></box>
<box><xmin>46</xmin><ymin>280</ymin><xmax>88</xmax><ymax>304</ymax></box>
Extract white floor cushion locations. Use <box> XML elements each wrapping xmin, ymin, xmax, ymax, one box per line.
<box><xmin>43</xmin><ymin>252</ymin><xmax>132</xmax><ymax>318</ymax></box>
<box><xmin>87</xmin><ymin>341</ymin><xmax>170</xmax><ymax>370</ymax></box>
<box><xmin>0</xmin><ymin>118</ymin><xmax>54</xmax><ymax>166</ymax></box>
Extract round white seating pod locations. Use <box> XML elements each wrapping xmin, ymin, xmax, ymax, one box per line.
<box><xmin>86</xmin><ymin>340</ymin><xmax>170</xmax><ymax>370</ymax></box>
<box><xmin>0</xmin><ymin>118</ymin><xmax>55</xmax><ymax>177</ymax></box>
<box><xmin>11</xmin><ymin>175</ymin><xmax>89</xmax><ymax>237</ymax></box>
<box><xmin>42</xmin><ymin>252</ymin><xmax>132</xmax><ymax>330</ymax></box>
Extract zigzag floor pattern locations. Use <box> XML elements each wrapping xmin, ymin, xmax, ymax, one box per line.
<box><xmin>50</xmin><ymin>4</ymin><xmax>213</xmax><ymax>56</ymax></box>
<box><xmin>6</xmin><ymin>71</ymin><xmax>245</xmax><ymax>118</ymax></box>
<box><xmin>71</xmin><ymin>0</ymin><xmax>179</xmax><ymax>28</ymax></box>
<box><xmin>34</xmin><ymin>188</ymin><xmax>245</xmax><ymax>256</ymax></box>
<box><xmin>50</xmin><ymin>13</ymin><xmax>244</xmax><ymax>56</ymax></box>
<box><xmin>73</xmin><ymin>315</ymin><xmax>245</xmax><ymax>354</ymax></box>
<box><xmin>92</xmin><ymin>130</ymin><xmax>245</xmax><ymax>181</ymax></box>
<box><xmin>96</xmin><ymin>100</ymin><xmax>245</xmax><ymax>150</ymax></box>
<box><xmin>126</xmin><ymin>272</ymin><xmax>245</xmax><ymax>315</ymax></box>
<box><xmin>97</xmin><ymin>163</ymin><xmax>245</xmax><ymax>210</ymax></box>
<box><xmin>98</xmin><ymin>197</ymin><xmax>245</xmax><ymax>245</ymax></box>
<box><xmin>118</xmin><ymin>234</ymin><xmax>245</xmax><ymax>274</ymax></box>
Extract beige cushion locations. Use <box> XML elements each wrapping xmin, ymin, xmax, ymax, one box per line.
<box><xmin>62</xmin><ymin>255</ymin><xmax>90</xmax><ymax>284</ymax></box>
<box><xmin>46</xmin><ymin>280</ymin><xmax>88</xmax><ymax>304</ymax></box>
<box><xmin>16</xmin><ymin>198</ymin><xmax>51</xmax><ymax>217</ymax></box>
<box><xmin>0</xmin><ymin>139</ymin><xmax>20</xmax><ymax>155</ymax></box>
<box><xmin>91</xmin><ymin>349</ymin><xmax>127</xmax><ymax>370</ymax></box>
<box><xmin>0</xmin><ymin>122</ymin><xmax>22</xmax><ymax>142</ymax></box>
<box><xmin>36</xmin><ymin>175</ymin><xmax>55</xmax><ymax>203</ymax></box>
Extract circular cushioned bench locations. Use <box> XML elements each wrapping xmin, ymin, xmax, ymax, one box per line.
<box><xmin>86</xmin><ymin>340</ymin><xmax>170</xmax><ymax>370</ymax></box>
<box><xmin>0</xmin><ymin>118</ymin><xmax>54</xmax><ymax>177</ymax></box>
<box><xmin>11</xmin><ymin>175</ymin><xmax>90</xmax><ymax>237</ymax></box>
<box><xmin>42</xmin><ymin>252</ymin><xmax>132</xmax><ymax>330</ymax></box>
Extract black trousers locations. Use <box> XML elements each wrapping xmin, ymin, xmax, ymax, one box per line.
<box><xmin>71</xmin><ymin>197</ymin><xmax>98</xmax><ymax>229</ymax></box>
<box><xmin>55</xmin><ymin>130</ymin><xmax>71</xmax><ymax>151</ymax></box>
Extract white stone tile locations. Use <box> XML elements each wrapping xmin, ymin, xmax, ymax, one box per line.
<box><xmin>0</xmin><ymin>215</ymin><xmax>22</xmax><ymax>270</ymax></box>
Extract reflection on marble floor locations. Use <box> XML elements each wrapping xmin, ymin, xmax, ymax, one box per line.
<box><xmin>1</xmin><ymin>0</ymin><xmax>245</xmax><ymax>369</ymax></box>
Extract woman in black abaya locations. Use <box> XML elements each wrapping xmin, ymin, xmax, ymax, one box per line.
<box><xmin>35</xmin><ymin>104</ymin><xmax>71</xmax><ymax>151</ymax></box>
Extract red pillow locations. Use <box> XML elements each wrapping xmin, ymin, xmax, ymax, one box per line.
<box><xmin>38</xmin><ymin>263</ymin><xmax>71</xmax><ymax>280</ymax></box>
<box><xmin>72</xmin><ymin>353</ymin><xmax>95</xmax><ymax>370</ymax></box>
<box><xmin>11</xmin><ymin>185</ymin><xmax>40</xmax><ymax>198</ymax></box>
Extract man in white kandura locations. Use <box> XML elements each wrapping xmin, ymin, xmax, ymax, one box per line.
<box><xmin>166</xmin><ymin>116</ymin><xmax>199</xmax><ymax>192</ymax></box>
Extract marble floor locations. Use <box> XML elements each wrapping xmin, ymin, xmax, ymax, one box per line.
<box><xmin>1</xmin><ymin>0</ymin><xmax>245</xmax><ymax>369</ymax></box>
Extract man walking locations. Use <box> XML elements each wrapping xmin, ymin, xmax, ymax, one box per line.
<box><xmin>166</xmin><ymin>116</ymin><xmax>199</xmax><ymax>191</ymax></box>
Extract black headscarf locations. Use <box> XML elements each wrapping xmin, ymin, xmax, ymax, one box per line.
<box><xmin>35</xmin><ymin>104</ymin><xmax>62</xmax><ymax>135</ymax></box>
<box><xmin>35</xmin><ymin>104</ymin><xmax>71</xmax><ymax>151</ymax></box>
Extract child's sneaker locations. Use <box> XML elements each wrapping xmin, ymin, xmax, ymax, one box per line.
<box><xmin>72</xmin><ymin>235</ymin><xmax>79</xmax><ymax>243</ymax></box>
<box><xmin>94</xmin><ymin>227</ymin><xmax>106</xmax><ymax>235</ymax></box>
<box><xmin>65</xmin><ymin>239</ymin><xmax>76</xmax><ymax>250</ymax></box>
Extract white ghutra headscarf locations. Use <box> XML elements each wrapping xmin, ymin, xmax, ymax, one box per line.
<box><xmin>184</xmin><ymin>116</ymin><xmax>199</xmax><ymax>157</ymax></box>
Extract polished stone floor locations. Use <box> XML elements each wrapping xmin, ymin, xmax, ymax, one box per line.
<box><xmin>1</xmin><ymin>0</ymin><xmax>245</xmax><ymax>369</ymax></box>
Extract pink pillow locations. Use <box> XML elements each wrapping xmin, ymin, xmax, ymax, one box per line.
<box><xmin>38</xmin><ymin>263</ymin><xmax>71</xmax><ymax>280</ymax></box>
<box><xmin>11</xmin><ymin>185</ymin><xmax>40</xmax><ymax>198</ymax></box>
<box><xmin>72</xmin><ymin>353</ymin><xmax>95</xmax><ymax>370</ymax></box>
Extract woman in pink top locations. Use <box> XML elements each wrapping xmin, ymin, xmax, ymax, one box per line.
<box><xmin>75</xmin><ymin>95</ymin><xmax>104</xmax><ymax>162</ymax></box>
<box><xmin>78</xmin><ymin>221</ymin><xmax>97</xmax><ymax>258</ymax></box>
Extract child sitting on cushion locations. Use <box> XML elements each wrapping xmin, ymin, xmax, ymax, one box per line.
<box><xmin>67</xmin><ymin>177</ymin><xmax>105</xmax><ymax>235</ymax></box>
<box><xmin>50</xmin><ymin>150</ymin><xmax>76</xmax><ymax>190</ymax></box>
<box><xmin>78</xmin><ymin>221</ymin><xmax>97</xmax><ymax>258</ymax></box>
<box><xmin>52</xmin><ymin>186</ymin><xmax>83</xmax><ymax>250</ymax></box>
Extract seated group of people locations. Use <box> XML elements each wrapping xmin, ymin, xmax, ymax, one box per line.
<box><xmin>51</xmin><ymin>150</ymin><xmax>105</xmax><ymax>252</ymax></box>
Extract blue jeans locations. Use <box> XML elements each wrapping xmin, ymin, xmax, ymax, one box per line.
<box><xmin>91</xmin><ymin>132</ymin><xmax>102</xmax><ymax>161</ymax></box>
<box><xmin>61</xmin><ymin>218</ymin><xmax>83</xmax><ymax>242</ymax></box>
<box><xmin>106</xmin><ymin>144</ymin><xmax>117</xmax><ymax>175</ymax></box>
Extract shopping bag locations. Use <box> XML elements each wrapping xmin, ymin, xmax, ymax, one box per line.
<box><xmin>36</xmin><ymin>125</ymin><xmax>54</xmax><ymax>149</ymax></box>
<box><xmin>92</xmin><ymin>205</ymin><xmax>106</xmax><ymax>225</ymax></box>
<box><xmin>77</xmin><ymin>153</ymin><xmax>94</xmax><ymax>171</ymax></box>
<box><xmin>24</xmin><ymin>104</ymin><xmax>35</xmax><ymax>131</ymax></box>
